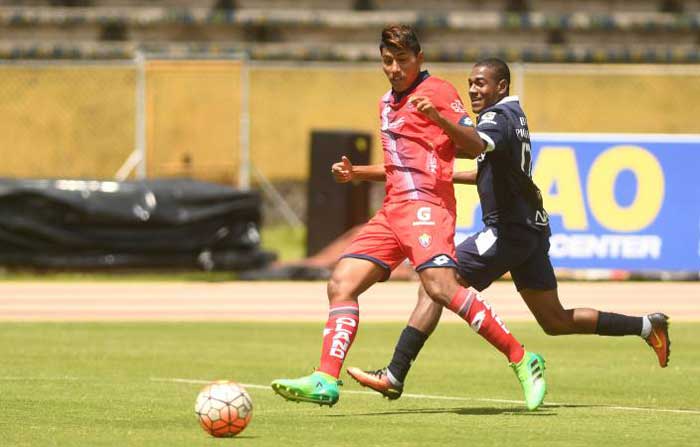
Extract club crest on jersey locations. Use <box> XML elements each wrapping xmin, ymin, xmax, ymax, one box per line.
<box><xmin>418</xmin><ymin>233</ymin><xmax>432</xmax><ymax>248</ymax></box>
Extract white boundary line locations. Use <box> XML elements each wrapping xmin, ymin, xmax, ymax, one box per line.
<box><xmin>151</xmin><ymin>377</ymin><xmax>700</xmax><ymax>416</ymax></box>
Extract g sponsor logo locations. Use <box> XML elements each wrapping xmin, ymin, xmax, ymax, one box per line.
<box><xmin>413</xmin><ymin>206</ymin><xmax>436</xmax><ymax>226</ymax></box>
<box><xmin>417</xmin><ymin>207</ymin><xmax>431</xmax><ymax>221</ymax></box>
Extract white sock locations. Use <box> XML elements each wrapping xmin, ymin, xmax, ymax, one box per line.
<box><xmin>386</xmin><ymin>368</ymin><xmax>402</xmax><ymax>387</ymax></box>
<box><xmin>640</xmin><ymin>316</ymin><xmax>652</xmax><ymax>338</ymax></box>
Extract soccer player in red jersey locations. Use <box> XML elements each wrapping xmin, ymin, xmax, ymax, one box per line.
<box><xmin>270</xmin><ymin>25</ymin><xmax>547</xmax><ymax>410</ymax></box>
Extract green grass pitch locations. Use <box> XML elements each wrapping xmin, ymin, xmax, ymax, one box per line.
<box><xmin>1</xmin><ymin>322</ymin><xmax>698</xmax><ymax>446</ymax></box>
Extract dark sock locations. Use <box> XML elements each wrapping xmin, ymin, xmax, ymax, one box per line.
<box><xmin>595</xmin><ymin>311</ymin><xmax>643</xmax><ymax>336</ymax></box>
<box><xmin>387</xmin><ymin>326</ymin><xmax>429</xmax><ymax>384</ymax></box>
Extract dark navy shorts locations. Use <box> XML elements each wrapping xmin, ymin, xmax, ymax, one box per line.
<box><xmin>456</xmin><ymin>223</ymin><xmax>557</xmax><ymax>292</ymax></box>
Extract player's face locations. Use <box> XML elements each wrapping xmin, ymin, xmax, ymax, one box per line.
<box><xmin>468</xmin><ymin>65</ymin><xmax>507</xmax><ymax>113</ymax></box>
<box><xmin>381</xmin><ymin>47</ymin><xmax>423</xmax><ymax>93</ymax></box>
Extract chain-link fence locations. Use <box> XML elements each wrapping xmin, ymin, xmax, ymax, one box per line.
<box><xmin>0</xmin><ymin>60</ymin><xmax>136</xmax><ymax>180</ymax></box>
<box><xmin>0</xmin><ymin>55</ymin><xmax>248</xmax><ymax>184</ymax></box>
<box><xmin>1</xmin><ymin>60</ymin><xmax>698</xmax><ymax>184</ymax></box>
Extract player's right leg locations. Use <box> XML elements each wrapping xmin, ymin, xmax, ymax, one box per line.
<box><xmin>272</xmin><ymin>210</ymin><xmax>404</xmax><ymax>406</ymax></box>
<box><xmin>418</xmin><ymin>266</ymin><xmax>546</xmax><ymax>410</ymax></box>
<box><xmin>271</xmin><ymin>257</ymin><xmax>386</xmax><ymax>406</ymax></box>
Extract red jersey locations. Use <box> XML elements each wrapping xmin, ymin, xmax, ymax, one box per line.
<box><xmin>379</xmin><ymin>72</ymin><xmax>469</xmax><ymax>211</ymax></box>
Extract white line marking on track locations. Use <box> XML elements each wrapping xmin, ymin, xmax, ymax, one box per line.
<box><xmin>150</xmin><ymin>377</ymin><xmax>700</xmax><ymax>415</ymax></box>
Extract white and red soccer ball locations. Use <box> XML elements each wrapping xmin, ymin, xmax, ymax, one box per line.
<box><xmin>194</xmin><ymin>381</ymin><xmax>253</xmax><ymax>438</ymax></box>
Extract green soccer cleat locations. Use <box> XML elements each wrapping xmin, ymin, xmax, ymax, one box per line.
<box><xmin>510</xmin><ymin>351</ymin><xmax>547</xmax><ymax>411</ymax></box>
<box><xmin>270</xmin><ymin>371</ymin><xmax>341</xmax><ymax>407</ymax></box>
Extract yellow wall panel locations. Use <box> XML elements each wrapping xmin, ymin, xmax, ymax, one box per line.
<box><xmin>522</xmin><ymin>72</ymin><xmax>700</xmax><ymax>133</ymax></box>
<box><xmin>146</xmin><ymin>60</ymin><xmax>242</xmax><ymax>183</ymax></box>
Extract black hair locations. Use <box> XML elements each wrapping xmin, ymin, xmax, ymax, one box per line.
<box><xmin>475</xmin><ymin>57</ymin><xmax>511</xmax><ymax>90</ymax></box>
<box><xmin>380</xmin><ymin>24</ymin><xmax>422</xmax><ymax>55</ymax></box>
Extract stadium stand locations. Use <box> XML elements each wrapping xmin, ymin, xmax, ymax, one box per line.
<box><xmin>0</xmin><ymin>1</ymin><xmax>698</xmax><ymax>62</ymax></box>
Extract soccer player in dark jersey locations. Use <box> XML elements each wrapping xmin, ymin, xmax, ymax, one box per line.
<box><xmin>271</xmin><ymin>27</ymin><xmax>547</xmax><ymax>411</ymax></box>
<box><xmin>334</xmin><ymin>58</ymin><xmax>671</xmax><ymax>401</ymax></box>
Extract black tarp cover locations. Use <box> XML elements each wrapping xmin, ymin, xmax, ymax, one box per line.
<box><xmin>0</xmin><ymin>178</ymin><xmax>275</xmax><ymax>270</ymax></box>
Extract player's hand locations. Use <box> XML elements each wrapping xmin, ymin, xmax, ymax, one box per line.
<box><xmin>410</xmin><ymin>95</ymin><xmax>441</xmax><ymax>123</ymax></box>
<box><xmin>331</xmin><ymin>156</ymin><xmax>354</xmax><ymax>183</ymax></box>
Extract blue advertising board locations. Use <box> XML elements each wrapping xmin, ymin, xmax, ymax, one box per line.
<box><xmin>454</xmin><ymin>134</ymin><xmax>700</xmax><ymax>271</ymax></box>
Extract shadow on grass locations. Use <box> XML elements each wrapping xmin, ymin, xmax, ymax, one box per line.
<box><xmin>326</xmin><ymin>406</ymin><xmax>557</xmax><ymax>417</ymax></box>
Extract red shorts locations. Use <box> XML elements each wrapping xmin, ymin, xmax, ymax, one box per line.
<box><xmin>341</xmin><ymin>200</ymin><xmax>457</xmax><ymax>279</ymax></box>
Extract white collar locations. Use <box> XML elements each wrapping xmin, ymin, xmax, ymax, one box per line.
<box><xmin>496</xmin><ymin>95</ymin><xmax>519</xmax><ymax>105</ymax></box>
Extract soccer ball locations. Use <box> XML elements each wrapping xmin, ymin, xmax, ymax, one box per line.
<box><xmin>194</xmin><ymin>380</ymin><xmax>253</xmax><ymax>438</ymax></box>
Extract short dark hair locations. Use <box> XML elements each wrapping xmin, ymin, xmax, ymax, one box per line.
<box><xmin>475</xmin><ymin>57</ymin><xmax>511</xmax><ymax>88</ymax></box>
<box><xmin>380</xmin><ymin>24</ymin><xmax>422</xmax><ymax>55</ymax></box>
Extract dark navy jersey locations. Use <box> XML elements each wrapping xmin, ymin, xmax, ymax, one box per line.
<box><xmin>475</xmin><ymin>96</ymin><xmax>550</xmax><ymax>233</ymax></box>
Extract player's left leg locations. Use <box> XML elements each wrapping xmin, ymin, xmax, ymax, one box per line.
<box><xmin>519</xmin><ymin>288</ymin><xmax>670</xmax><ymax>367</ymax></box>
<box><xmin>347</xmin><ymin>285</ymin><xmax>442</xmax><ymax>399</ymax></box>
<box><xmin>513</xmin><ymin>231</ymin><xmax>670</xmax><ymax>367</ymax></box>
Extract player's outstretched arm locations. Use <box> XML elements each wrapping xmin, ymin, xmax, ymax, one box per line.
<box><xmin>331</xmin><ymin>156</ymin><xmax>386</xmax><ymax>183</ymax></box>
<box><xmin>453</xmin><ymin>170</ymin><xmax>477</xmax><ymax>185</ymax></box>
<box><xmin>409</xmin><ymin>95</ymin><xmax>485</xmax><ymax>159</ymax></box>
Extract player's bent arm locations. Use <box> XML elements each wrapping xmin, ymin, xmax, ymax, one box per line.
<box><xmin>353</xmin><ymin>164</ymin><xmax>386</xmax><ymax>182</ymax></box>
<box><xmin>453</xmin><ymin>170</ymin><xmax>477</xmax><ymax>185</ymax></box>
<box><xmin>331</xmin><ymin>157</ymin><xmax>385</xmax><ymax>183</ymax></box>
<box><xmin>434</xmin><ymin>115</ymin><xmax>486</xmax><ymax>159</ymax></box>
